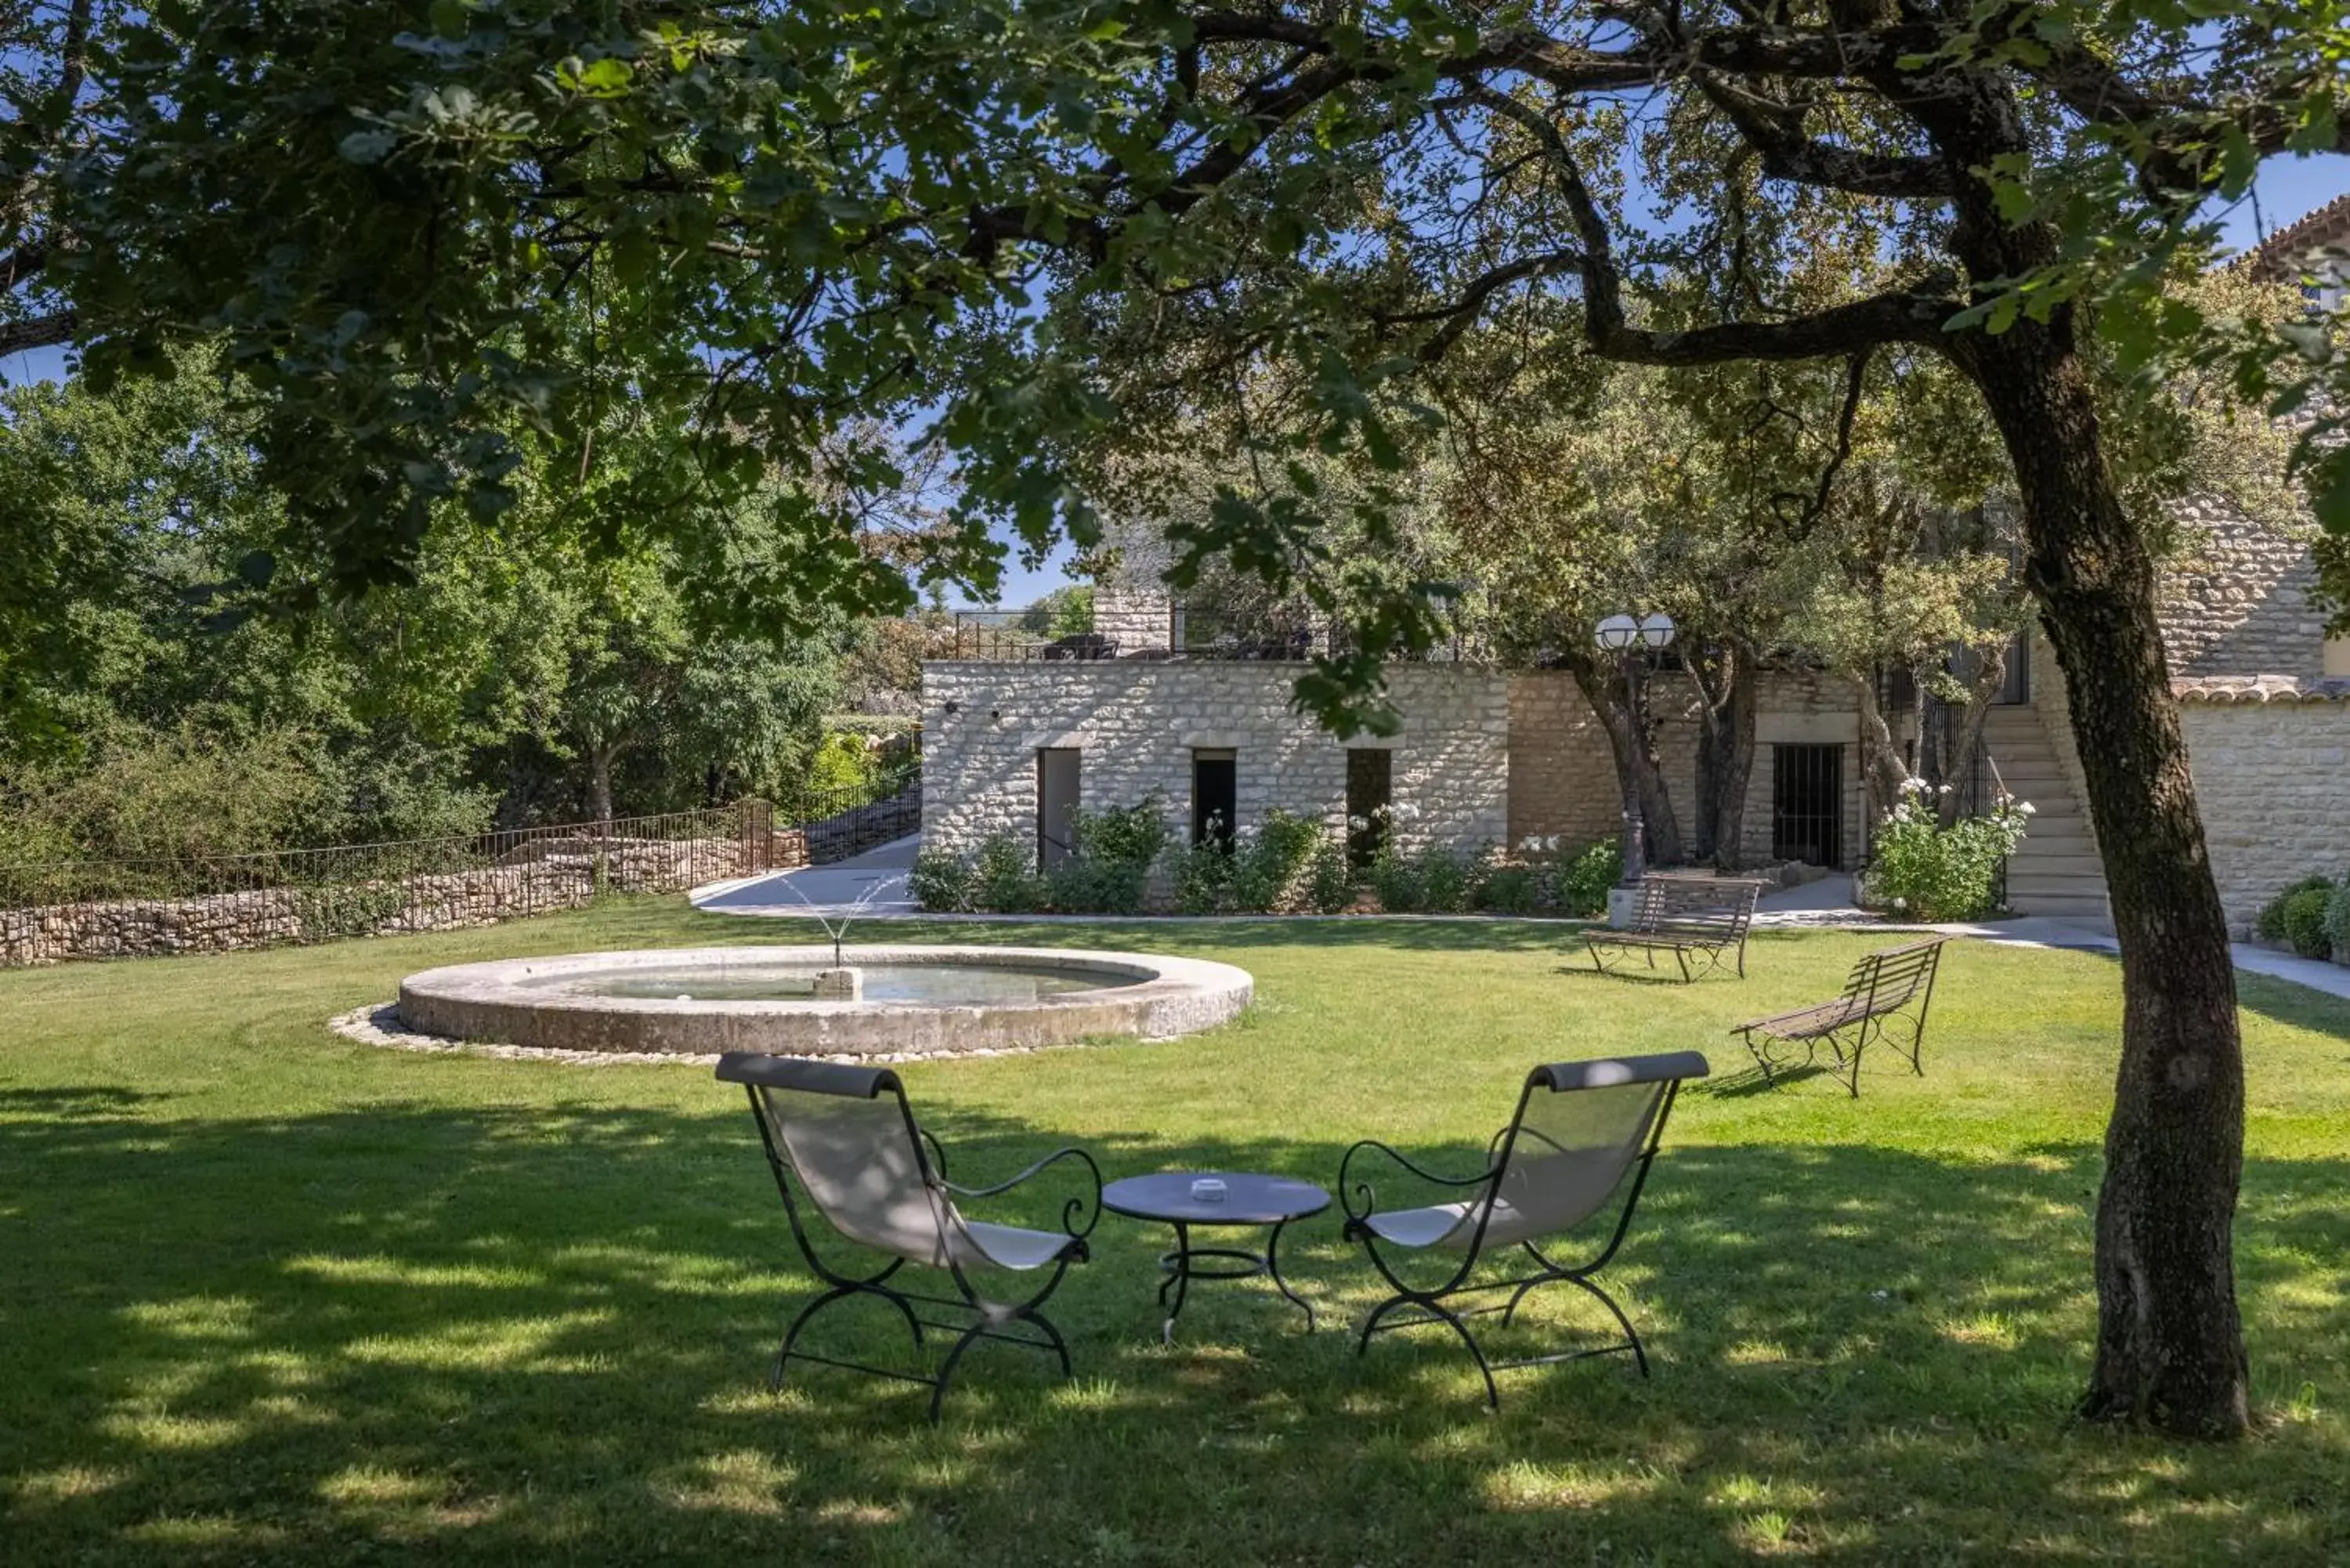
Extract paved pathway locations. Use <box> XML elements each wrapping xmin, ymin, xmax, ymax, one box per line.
<box><xmin>692</xmin><ymin>833</ymin><xmax>920</xmax><ymax>920</ymax></box>
<box><xmin>1754</xmin><ymin>875</ymin><xmax>2350</xmax><ymax>1001</ymax></box>
<box><xmin>692</xmin><ymin>843</ymin><xmax>2350</xmax><ymax>1005</ymax></box>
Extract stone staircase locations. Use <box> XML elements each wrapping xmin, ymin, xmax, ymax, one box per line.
<box><xmin>1978</xmin><ymin>705</ymin><xmax>2113</xmax><ymax>928</ymax></box>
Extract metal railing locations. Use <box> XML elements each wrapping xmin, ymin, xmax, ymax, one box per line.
<box><xmin>948</xmin><ymin>602</ymin><xmax>1479</xmax><ymax>663</ymax></box>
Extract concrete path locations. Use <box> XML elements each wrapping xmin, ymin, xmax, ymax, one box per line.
<box><xmin>691</xmin><ymin>833</ymin><xmax>921</xmax><ymax>919</ymax></box>
<box><xmin>1752</xmin><ymin>876</ymin><xmax>2350</xmax><ymax>1000</ymax></box>
<box><xmin>691</xmin><ymin>842</ymin><xmax>2350</xmax><ymax>1005</ymax></box>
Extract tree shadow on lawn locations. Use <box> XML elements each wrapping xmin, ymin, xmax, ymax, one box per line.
<box><xmin>5</xmin><ymin>1089</ymin><xmax>2348</xmax><ymax>1566</ymax></box>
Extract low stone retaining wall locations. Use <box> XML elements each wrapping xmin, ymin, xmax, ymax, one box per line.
<box><xmin>0</xmin><ymin>837</ymin><xmax>754</xmax><ymax>966</ymax></box>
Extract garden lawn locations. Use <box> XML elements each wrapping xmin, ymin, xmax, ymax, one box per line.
<box><xmin>4</xmin><ymin>899</ymin><xmax>2348</xmax><ymax>1566</ymax></box>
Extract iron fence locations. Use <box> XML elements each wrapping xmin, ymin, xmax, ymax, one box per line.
<box><xmin>949</xmin><ymin>602</ymin><xmax>1479</xmax><ymax>663</ymax></box>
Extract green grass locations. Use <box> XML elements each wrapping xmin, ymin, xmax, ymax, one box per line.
<box><xmin>4</xmin><ymin>898</ymin><xmax>2348</xmax><ymax>1565</ymax></box>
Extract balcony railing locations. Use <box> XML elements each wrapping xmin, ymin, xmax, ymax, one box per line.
<box><xmin>948</xmin><ymin>604</ymin><xmax>1478</xmax><ymax>663</ymax></box>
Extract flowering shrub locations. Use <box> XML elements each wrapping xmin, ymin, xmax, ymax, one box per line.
<box><xmin>1866</xmin><ymin>782</ymin><xmax>2031</xmax><ymax>923</ymax></box>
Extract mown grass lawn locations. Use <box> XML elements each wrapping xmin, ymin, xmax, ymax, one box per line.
<box><xmin>3</xmin><ymin>898</ymin><xmax>2348</xmax><ymax>1565</ymax></box>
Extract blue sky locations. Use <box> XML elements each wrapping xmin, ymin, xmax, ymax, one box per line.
<box><xmin>8</xmin><ymin>154</ymin><xmax>2345</xmax><ymax>609</ymax></box>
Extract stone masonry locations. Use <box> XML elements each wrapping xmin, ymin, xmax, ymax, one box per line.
<box><xmin>2175</xmin><ymin>677</ymin><xmax>2350</xmax><ymax>932</ymax></box>
<box><xmin>0</xmin><ymin>836</ymin><xmax>754</xmax><ymax>967</ymax></box>
<box><xmin>1508</xmin><ymin>667</ymin><xmax>1867</xmax><ymax>868</ymax></box>
<box><xmin>2160</xmin><ymin>497</ymin><xmax>2330</xmax><ymax>681</ymax></box>
<box><xmin>921</xmin><ymin>662</ymin><xmax>1509</xmax><ymax>858</ymax></box>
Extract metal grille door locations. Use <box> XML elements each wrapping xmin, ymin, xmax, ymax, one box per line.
<box><xmin>1772</xmin><ymin>744</ymin><xmax>1843</xmax><ymax>868</ymax></box>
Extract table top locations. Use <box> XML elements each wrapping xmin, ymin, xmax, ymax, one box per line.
<box><xmin>1102</xmin><ymin>1170</ymin><xmax>1332</xmax><ymax>1226</ymax></box>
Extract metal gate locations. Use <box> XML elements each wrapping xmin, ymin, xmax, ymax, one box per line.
<box><xmin>1772</xmin><ymin>744</ymin><xmax>1843</xmax><ymax>868</ymax></box>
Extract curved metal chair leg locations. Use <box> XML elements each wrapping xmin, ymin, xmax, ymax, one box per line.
<box><xmin>1021</xmin><ymin>1307</ymin><xmax>1075</xmax><ymax>1378</ymax></box>
<box><xmin>1560</xmin><ymin>1273</ymin><xmax>1649</xmax><ymax>1377</ymax></box>
<box><xmin>1424</xmin><ymin>1301</ymin><xmax>1501</xmax><ymax>1409</ymax></box>
<box><xmin>928</xmin><ymin>1319</ymin><xmax>991</xmax><ymax>1424</ymax></box>
<box><xmin>772</xmin><ymin>1284</ymin><xmax>859</xmax><ymax>1392</ymax></box>
<box><xmin>1355</xmin><ymin>1293</ymin><xmax>1409</xmax><ymax>1356</ymax></box>
<box><xmin>1501</xmin><ymin>1271</ymin><xmax>1556</xmax><ymax>1328</ymax></box>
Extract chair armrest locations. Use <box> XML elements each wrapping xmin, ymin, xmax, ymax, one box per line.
<box><xmin>918</xmin><ymin>1126</ymin><xmax>949</xmax><ymax>1180</ymax></box>
<box><xmin>1338</xmin><ymin>1138</ymin><xmax>1499</xmax><ymax>1227</ymax></box>
<box><xmin>941</xmin><ymin>1147</ymin><xmax>1104</xmax><ymax>1240</ymax></box>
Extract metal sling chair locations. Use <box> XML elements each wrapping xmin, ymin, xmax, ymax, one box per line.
<box><xmin>716</xmin><ymin>1052</ymin><xmax>1102</xmax><ymax>1422</ymax></box>
<box><xmin>1339</xmin><ymin>1051</ymin><xmax>1709</xmax><ymax>1408</ymax></box>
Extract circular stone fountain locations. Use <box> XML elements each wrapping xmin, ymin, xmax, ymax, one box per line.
<box><xmin>392</xmin><ymin>945</ymin><xmax>1253</xmax><ymax>1059</ymax></box>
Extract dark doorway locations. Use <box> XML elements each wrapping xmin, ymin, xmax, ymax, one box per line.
<box><xmin>1771</xmin><ymin>744</ymin><xmax>1843</xmax><ymax>868</ymax></box>
<box><xmin>1036</xmin><ymin>748</ymin><xmax>1080</xmax><ymax>869</ymax></box>
<box><xmin>1346</xmin><ymin>749</ymin><xmax>1392</xmax><ymax>868</ymax></box>
<box><xmin>1191</xmin><ymin>749</ymin><xmax>1237</xmax><ymax>848</ymax></box>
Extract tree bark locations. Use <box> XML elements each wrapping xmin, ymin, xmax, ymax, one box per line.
<box><xmin>1956</xmin><ymin>320</ymin><xmax>2250</xmax><ymax>1439</ymax></box>
<box><xmin>1690</xmin><ymin>642</ymin><xmax>1756</xmax><ymax>869</ymax></box>
<box><xmin>584</xmin><ymin>745</ymin><xmax>618</xmax><ymax>825</ymax></box>
<box><xmin>1564</xmin><ymin>649</ymin><xmax>1683</xmax><ymax>866</ymax></box>
<box><xmin>1852</xmin><ymin>672</ymin><xmax>1914</xmax><ymax>830</ymax></box>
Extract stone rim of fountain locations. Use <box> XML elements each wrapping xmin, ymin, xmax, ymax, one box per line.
<box><xmin>392</xmin><ymin>944</ymin><xmax>1253</xmax><ymax>1059</ymax></box>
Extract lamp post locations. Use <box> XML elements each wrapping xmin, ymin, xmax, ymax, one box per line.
<box><xmin>1595</xmin><ymin>612</ymin><xmax>1676</xmax><ymax>886</ymax></box>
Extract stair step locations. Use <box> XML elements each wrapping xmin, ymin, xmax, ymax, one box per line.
<box><xmin>2008</xmin><ymin>852</ymin><xmax>2106</xmax><ymax>877</ymax></box>
<box><xmin>2008</xmin><ymin>894</ymin><xmax>2114</xmax><ymax>919</ymax></box>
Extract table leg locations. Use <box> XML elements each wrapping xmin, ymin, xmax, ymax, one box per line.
<box><xmin>1161</xmin><ymin>1220</ymin><xmax>1191</xmax><ymax>1345</ymax></box>
<box><xmin>1265</xmin><ymin>1219</ymin><xmax>1314</xmax><ymax>1333</ymax></box>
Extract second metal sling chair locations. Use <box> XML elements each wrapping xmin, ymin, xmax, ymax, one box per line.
<box><xmin>1339</xmin><ymin>1051</ymin><xmax>1709</xmax><ymax>1408</ymax></box>
<box><xmin>716</xmin><ymin>1051</ymin><xmax>1101</xmax><ymax>1422</ymax></box>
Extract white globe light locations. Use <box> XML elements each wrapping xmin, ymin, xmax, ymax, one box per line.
<box><xmin>1637</xmin><ymin>612</ymin><xmax>1676</xmax><ymax>648</ymax></box>
<box><xmin>1595</xmin><ymin>613</ymin><xmax>1640</xmax><ymax>651</ymax></box>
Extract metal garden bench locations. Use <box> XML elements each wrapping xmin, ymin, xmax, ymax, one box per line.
<box><xmin>1581</xmin><ymin>875</ymin><xmax>1764</xmax><ymax>981</ymax></box>
<box><xmin>715</xmin><ymin>1052</ymin><xmax>1102</xmax><ymax>1422</ymax></box>
<box><xmin>1730</xmin><ymin>937</ymin><xmax>1947</xmax><ymax>1097</ymax></box>
<box><xmin>1337</xmin><ymin>1051</ymin><xmax>1710</xmax><ymax>1408</ymax></box>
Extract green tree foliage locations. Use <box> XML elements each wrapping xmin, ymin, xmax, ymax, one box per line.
<box><xmin>0</xmin><ymin>359</ymin><xmax>847</xmax><ymax>856</ymax></box>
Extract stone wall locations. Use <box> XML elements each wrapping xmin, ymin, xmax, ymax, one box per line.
<box><xmin>1506</xmin><ymin>667</ymin><xmax>1865</xmax><ymax>868</ymax></box>
<box><xmin>1094</xmin><ymin>587</ymin><xmax>1174</xmax><ymax>654</ymax></box>
<box><xmin>1505</xmin><ymin>674</ymin><xmax>1623</xmax><ymax>849</ymax></box>
<box><xmin>0</xmin><ymin>837</ymin><xmax>753</xmax><ymax>967</ymax></box>
<box><xmin>2175</xmin><ymin>677</ymin><xmax>2350</xmax><ymax>933</ymax></box>
<box><xmin>2160</xmin><ymin>496</ymin><xmax>2328</xmax><ymax>680</ymax></box>
<box><xmin>920</xmin><ymin>662</ymin><xmax>1509</xmax><ymax>858</ymax></box>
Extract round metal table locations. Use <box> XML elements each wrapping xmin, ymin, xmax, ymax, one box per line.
<box><xmin>1101</xmin><ymin>1170</ymin><xmax>1330</xmax><ymax>1343</ymax></box>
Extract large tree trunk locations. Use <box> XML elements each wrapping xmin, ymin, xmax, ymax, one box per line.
<box><xmin>1564</xmin><ymin>649</ymin><xmax>1683</xmax><ymax>867</ymax></box>
<box><xmin>1960</xmin><ymin>323</ymin><xmax>2249</xmax><ymax>1439</ymax></box>
<box><xmin>1690</xmin><ymin>643</ymin><xmax>1757</xmax><ymax>869</ymax></box>
<box><xmin>1852</xmin><ymin>673</ymin><xmax>1914</xmax><ymax>829</ymax></box>
<box><xmin>584</xmin><ymin>745</ymin><xmax>619</xmax><ymax>825</ymax></box>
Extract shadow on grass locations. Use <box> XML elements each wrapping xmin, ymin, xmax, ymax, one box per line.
<box><xmin>5</xmin><ymin>1089</ymin><xmax>2348</xmax><ymax>1566</ymax></box>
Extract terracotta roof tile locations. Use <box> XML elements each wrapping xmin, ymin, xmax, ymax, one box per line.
<box><xmin>2172</xmin><ymin>674</ymin><xmax>2350</xmax><ymax>703</ymax></box>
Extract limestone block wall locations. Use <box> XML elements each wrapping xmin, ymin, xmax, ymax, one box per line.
<box><xmin>1505</xmin><ymin>674</ymin><xmax>1623</xmax><ymax>849</ymax></box>
<box><xmin>1504</xmin><ymin>667</ymin><xmax>1864</xmax><ymax>867</ymax></box>
<box><xmin>2175</xmin><ymin>677</ymin><xmax>2350</xmax><ymax>933</ymax></box>
<box><xmin>2160</xmin><ymin>497</ymin><xmax>2327</xmax><ymax>679</ymax></box>
<box><xmin>920</xmin><ymin>662</ymin><xmax>1509</xmax><ymax>858</ymax></box>
<box><xmin>1094</xmin><ymin>587</ymin><xmax>1173</xmax><ymax>653</ymax></box>
<box><xmin>1741</xmin><ymin>668</ymin><xmax>1867</xmax><ymax>869</ymax></box>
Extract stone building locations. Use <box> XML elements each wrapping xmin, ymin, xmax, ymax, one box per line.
<box><xmin>923</xmin><ymin>201</ymin><xmax>2350</xmax><ymax>933</ymax></box>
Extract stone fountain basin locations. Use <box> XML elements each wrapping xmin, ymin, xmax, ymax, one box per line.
<box><xmin>394</xmin><ymin>944</ymin><xmax>1253</xmax><ymax>1058</ymax></box>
